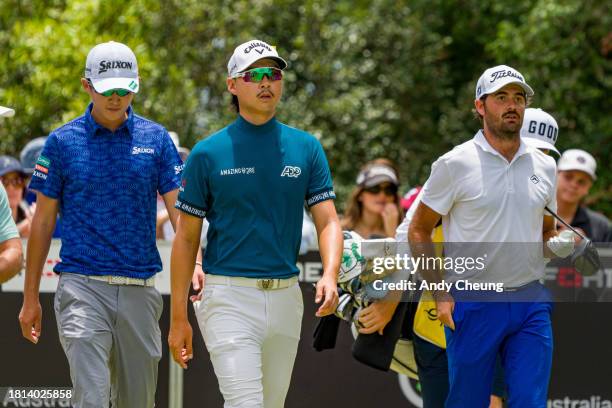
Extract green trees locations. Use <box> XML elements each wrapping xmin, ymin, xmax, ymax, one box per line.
<box><xmin>1</xmin><ymin>0</ymin><xmax>609</xmax><ymax>212</ymax></box>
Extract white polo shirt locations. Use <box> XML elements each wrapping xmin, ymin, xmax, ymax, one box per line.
<box><xmin>421</xmin><ymin>130</ymin><xmax>557</xmax><ymax>287</ymax></box>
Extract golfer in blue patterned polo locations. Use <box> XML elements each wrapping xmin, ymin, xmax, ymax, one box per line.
<box><xmin>19</xmin><ymin>41</ymin><xmax>183</xmax><ymax>408</ymax></box>
<box><xmin>168</xmin><ymin>39</ymin><xmax>343</xmax><ymax>408</ymax></box>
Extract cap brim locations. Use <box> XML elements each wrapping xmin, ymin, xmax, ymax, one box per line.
<box><xmin>487</xmin><ymin>80</ymin><xmax>534</xmax><ymax>98</ymax></box>
<box><xmin>557</xmin><ymin>163</ymin><xmax>596</xmax><ymax>180</ymax></box>
<box><xmin>362</xmin><ymin>175</ymin><xmax>398</xmax><ymax>188</ymax></box>
<box><xmin>0</xmin><ymin>106</ymin><xmax>15</xmax><ymax>118</ymax></box>
<box><xmin>522</xmin><ymin>138</ymin><xmax>560</xmax><ymax>156</ymax></box>
<box><xmin>91</xmin><ymin>77</ymin><xmax>139</xmax><ymax>94</ymax></box>
<box><xmin>0</xmin><ymin>166</ymin><xmax>26</xmax><ymax>177</ymax></box>
<box><xmin>236</xmin><ymin>56</ymin><xmax>288</xmax><ymax>74</ymax></box>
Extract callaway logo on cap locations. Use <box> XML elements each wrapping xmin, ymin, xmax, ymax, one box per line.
<box><xmin>227</xmin><ymin>39</ymin><xmax>287</xmax><ymax>78</ymax></box>
<box><xmin>520</xmin><ymin>108</ymin><xmax>560</xmax><ymax>155</ymax></box>
<box><xmin>85</xmin><ymin>41</ymin><xmax>139</xmax><ymax>94</ymax></box>
<box><xmin>475</xmin><ymin>64</ymin><xmax>534</xmax><ymax>100</ymax></box>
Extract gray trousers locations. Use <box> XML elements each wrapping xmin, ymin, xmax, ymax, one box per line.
<box><xmin>54</xmin><ymin>273</ymin><xmax>163</xmax><ymax>408</ymax></box>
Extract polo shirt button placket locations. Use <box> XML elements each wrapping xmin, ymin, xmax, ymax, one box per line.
<box><xmin>506</xmin><ymin>165</ymin><xmax>515</xmax><ymax>194</ymax></box>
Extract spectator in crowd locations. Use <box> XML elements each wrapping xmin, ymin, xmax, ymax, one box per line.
<box><xmin>341</xmin><ymin>158</ymin><xmax>403</xmax><ymax>239</ymax></box>
<box><xmin>0</xmin><ymin>156</ymin><xmax>35</xmax><ymax>238</ymax></box>
<box><xmin>20</xmin><ymin>136</ymin><xmax>47</xmax><ymax>205</ymax></box>
<box><xmin>556</xmin><ymin>149</ymin><xmax>611</xmax><ymax>242</ymax></box>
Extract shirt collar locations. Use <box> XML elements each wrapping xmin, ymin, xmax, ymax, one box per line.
<box><xmin>473</xmin><ymin>130</ymin><xmax>531</xmax><ymax>164</ymax></box>
<box><xmin>233</xmin><ymin>114</ymin><xmax>278</xmax><ymax>135</ymax></box>
<box><xmin>84</xmin><ymin>102</ymin><xmax>134</xmax><ymax>136</ymax></box>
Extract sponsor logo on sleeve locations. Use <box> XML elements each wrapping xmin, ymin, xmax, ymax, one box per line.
<box><xmin>34</xmin><ymin>155</ymin><xmax>51</xmax><ymax>178</ymax></box>
<box><xmin>307</xmin><ymin>190</ymin><xmax>336</xmax><ymax>207</ymax></box>
<box><xmin>175</xmin><ymin>199</ymin><xmax>206</xmax><ymax>218</ymax></box>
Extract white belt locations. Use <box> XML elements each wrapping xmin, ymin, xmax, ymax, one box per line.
<box><xmin>88</xmin><ymin>275</ymin><xmax>156</xmax><ymax>287</ymax></box>
<box><xmin>205</xmin><ymin>274</ymin><xmax>298</xmax><ymax>290</ymax></box>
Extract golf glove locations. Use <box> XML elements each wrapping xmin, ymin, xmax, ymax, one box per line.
<box><xmin>547</xmin><ymin>229</ymin><xmax>576</xmax><ymax>258</ymax></box>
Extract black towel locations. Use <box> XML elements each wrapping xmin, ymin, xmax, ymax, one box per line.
<box><xmin>351</xmin><ymin>302</ymin><xmax>409</xmax><ymax>371</ymax></box>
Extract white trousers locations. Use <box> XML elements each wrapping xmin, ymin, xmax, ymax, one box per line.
<box><xmin>194</xmin><ymin>279</ymin><xmax>304</xmax><ymax>408</ymax></box>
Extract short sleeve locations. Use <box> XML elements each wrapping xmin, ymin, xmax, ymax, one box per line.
<box><xmin>28</xmin><ymin>133</ymin><xmax>62</xmax><ymax>199</ymax></box>
<box><xmin>175</xmin><ymin>149</ymin><xmax>209</xmax><ymax>218</ymax></box>
<box><xmin>305</xmin><ymin>139</ymin><xmax>336</xmax><ymax>207</ymax></box>
<box><xmin>157</xmin><ymin>130</ymin><xmax>183</xmax><ymax>195</ymax></box>
<box><xmin>421</xmin><ymin>158</ymin><xmax>455</xmax><ymax>216</ymax></box>
<box><xmin>0</xmin><ymin>185</ymin><xmax>19</xmax><ymax>242</ymax></box>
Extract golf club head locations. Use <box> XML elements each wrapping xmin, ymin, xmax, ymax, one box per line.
<box><xmin>571</xmin><ymin>238</ymin><xmax>601</xmax><ymax>277</ymax></box>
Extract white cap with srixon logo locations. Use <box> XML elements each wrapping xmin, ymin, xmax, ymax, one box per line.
<box><xmin>520</xmin><ymin>108</ymin><xmax>560</xmax><ymax>155</ymax></box>
<box><xmin>227</xmin><ymin>39</ymin><xmax>287</xmax><ymax>78</ymax></box>
<box><xmin>0</xmin><ymin>106</ymin><xmax>15</xmax><ymax>118</ymax></box>
<box><xmin>475</xmin><ymin>65</ymin><xmax>534</xmax><ymax>100</ymax></box>
<box><xmin>85</xmin><ymin>41</ymin><xmax>139</xmax><ymax>94</ymax></box>
<box><xmin>557</xmin><ymin>149</ymin><xmax>597</xmax><ymax>180</ymax></box>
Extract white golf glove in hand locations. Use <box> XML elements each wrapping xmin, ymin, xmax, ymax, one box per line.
<box><xmin>547</xmin><ymin>230</ymin><xmax>576</xmax><ymax>258</ymax></box>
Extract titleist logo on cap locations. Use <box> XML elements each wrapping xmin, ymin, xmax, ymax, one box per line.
<box><xmin>489</xmin><ymin>69</ymin><xmax>524</xmax><ymax>83</ymax></box>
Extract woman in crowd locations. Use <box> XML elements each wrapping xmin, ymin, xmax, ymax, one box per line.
<box><xmin>341</xmin><ymin>158</ymin><xmax>403</xmax><ymax>239</ymax></box>
<box><xmin>0</xmin><ymin>155</ymin><xmax>34</xmax><ymax>238</ymax></box>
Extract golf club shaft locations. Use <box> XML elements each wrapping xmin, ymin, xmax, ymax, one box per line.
<box><xmin>545</xmin><ymin>206</ymin><xmax>587</xmax><ymax>240</ymax></box>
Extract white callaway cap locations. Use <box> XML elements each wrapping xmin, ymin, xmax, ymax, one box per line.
<box><xmin>520</xmin><ymin>108</ymin><xmax>560</xmax><ymax>155</ymax></box>
<box><xmin>0</xmin><ymin>106</ymin><xmax>15</xmax><ymax>118</ymax></box>
<box><xmin>227</xmin><ymin>39</ymin><xmax>287</xmax><ymax>78</ymax></box>
<box><xmin>475</xmin><ymin>64</ymin><xmax>534</xmax><ymax>100</ymax></box>
<box><xmin>557</xmin><ymin>149</ymin><xmax>597</xmax><ymax>180</ymax></box>
<box><xmin>85</xmin><ymin>41</ymin><xmax>139</xmax><ymax>94</ymax></box>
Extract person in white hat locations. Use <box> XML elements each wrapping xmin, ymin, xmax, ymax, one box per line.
<box><xmin>556</xmin><ymin>149</ymin><xmax>611</xmax><ymax>242</ymax></box>
<box><xmin>19</xmin><ymin>41</ymin><xmax>188</xmax><ymax>407</ymax></box>
<box><xmin>409</xmin><ymin>64</ymin><xmax>577</xmax><ymax>407</ymax></box>
<box><xmin>520</xmin><ymin>108</ymin><xmax>560</xmax><ymax>156</ymax></box>
<box><xmin>169</xmin><ymin>39</ymin><xmax>342</xmax><ymax>408</ymax></box>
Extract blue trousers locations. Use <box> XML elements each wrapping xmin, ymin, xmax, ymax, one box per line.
<box><xmin>444</xmin><ymin>285</ymin><xmax>553</xmax><ymax>408</ymax></box>
<box><xmin>413</xmin><ymin>334</ymin><xmax>506</xmax><ymax>408</ymax></box>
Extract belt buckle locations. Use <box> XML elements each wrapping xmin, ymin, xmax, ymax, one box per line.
<box><xmin>109</xmin><ymin>276</ymin><xmax>127</xmax><ymax>285</ymax></box>
<box><xmin>257</xmin><ymin>279</ymin><xmax>274</xmax><ymax>290</ymax></box>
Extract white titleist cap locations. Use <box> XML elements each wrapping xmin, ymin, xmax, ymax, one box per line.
<box><xmin>0</xmin><ymin>106</ymin><xmax>15</xmax><ymax>118</ymax></box>
<box><xmin>557</xmin><ymin>149</ymin><xmax>597</xmax><ymax>180</ymax></box>
<box><xmin>475</xmin><ymin>65</ymin><xmax>534</xmax><ymax>100</ymax></box>
<box><xmin>520</xmin><ymin>108</ymin><xmax>560</xmax><ymax>155</ymax></box>
<box><xmin>227</xmin><ymin>39</ymin><xmax>287</xmax><ymax>78</ymax></box>
<box><xmin>85</xmin><ymin>41</ymin><xmax>139</xmax><ymax>94</ymax></box>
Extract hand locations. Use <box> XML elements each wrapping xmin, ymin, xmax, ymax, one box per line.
<box><xmin>190</xmin><ymin>265</ymin><xmax>205</xmax><ymax>302</ymax></box>
<box><xmin>358</xmin><ymin>300</ymin><xmax>399</xmax><ymax>335</ymax></box>
<box><xmin>547</xmin><ymin>230</ymin><xmax>576</xmax><ymax>258</ymax></box>
<box><xmin>168</xmin><ymin>319</ymin><xmax>193</xmax><ymax>369</ymax></box>
<box><xmin>381</xmin><ymin>203</ymin><xmax>399</xmax><ymax>237</ymax></box>
<box><xmin>315</xmin><ymin>275</ymin><xmax>339</xmax><ymax>317</ymax></box>
<box><xmin>433</xmin><ymin>291</ymin><xmax>455</xmax><ymax>330</ymax></box>
<box><xmin>19</xmin><ymin>298</ymin><xmax>42</xmax><ymax>344</ymax></box>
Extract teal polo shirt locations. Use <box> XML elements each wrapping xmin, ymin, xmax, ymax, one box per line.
<box><xmin>176</xmin><ymin>115</ymin><xmax>335</xmax><ymax>278</ymax></box>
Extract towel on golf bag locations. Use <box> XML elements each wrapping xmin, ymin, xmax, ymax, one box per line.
<box><xmin>351</xmin><ymin>301</ymin><xmax>408</xmax><ymax>371</ymax></box>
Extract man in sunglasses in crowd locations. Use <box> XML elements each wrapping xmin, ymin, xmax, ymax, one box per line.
<box><xmin>19</xmin><ymin>41</ymin><xmax>185</xmax><ymax>407</ymax></box>
<box><xmin>169</xmin><ymin>39</ymin><xmax>342</xmax><ymax>408</ymax></box>
<box><xmin>0</xmin><ymin>106</ymin><xmax>23</xmax><ymax>284</ymax></box>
